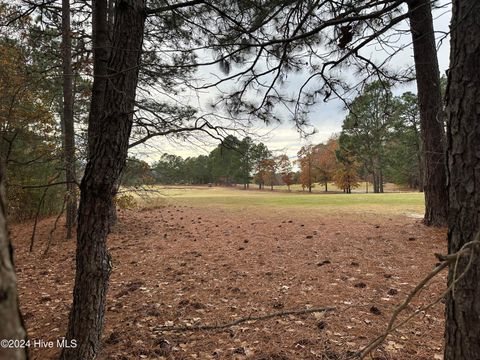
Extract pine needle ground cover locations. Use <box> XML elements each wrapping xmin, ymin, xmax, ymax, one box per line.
<box><xmin>13</xmin><ymin>187</ymin><xmax>443</xmax><ymax>359</ymax></box>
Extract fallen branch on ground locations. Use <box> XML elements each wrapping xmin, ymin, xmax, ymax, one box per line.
<box><xmin>154</xmin><ymin>306</ymin><xmax>335</xmax><ymax>332</ymax></box>
<box><xmin>358</xmin><ymin>232</ymin><xmax>480</xmax><ymax>359</ymax></box>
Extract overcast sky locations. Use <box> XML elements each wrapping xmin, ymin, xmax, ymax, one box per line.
<box><xmin>132</xmin><ymin>2</ymin><xmax>452</xmax><ymax>163</ymax></box>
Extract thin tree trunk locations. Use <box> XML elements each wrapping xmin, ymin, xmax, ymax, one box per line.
<box><xmin>0</xmin><ymin>165</ymin><xmax>28</xmax><ymax>360</ymax></box>
<box><xmin>444</xmin><ymin>1</ymin><xmax>480</xmax><ymax>358</ymax></box>
<box><xmin>62</xmin><ymin>0</ymin><xmax>77</xmax><ymax>239</ymax></box>
<box><xmin>407</xmin><ymin>0</ymin><xmax>447</xmax><ymax>226</ymax></box>
<box><xmin>379</xmin><ymin>169</ymin><xmax>383</xmax><ymax>193</ymax></box>
<box><xmin>60</xmin><ymin>1</ymin><xmax>146</xmax><ymax>359</ymax></box>
<box><xmin>413</xmin><ymin>119</ymin><xmax>424</xmax><ymax>192</ymax></box>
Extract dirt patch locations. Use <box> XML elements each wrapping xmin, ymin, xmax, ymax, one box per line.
<box><xmin>11</xmin><ymin>205</ymin><xmax>446</xmax><ymax>359</ymax></box>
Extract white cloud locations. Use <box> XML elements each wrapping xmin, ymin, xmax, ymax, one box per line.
<box><xmin>131</xmin><ymin>1</ymin><xmax>451</xmax><ymax>163</ymax></box>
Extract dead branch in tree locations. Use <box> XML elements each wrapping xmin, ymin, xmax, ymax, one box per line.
<box><xmin>42</xmin><ymin>194</ymin><xmax>67</xmax><ymax>257</ymax></box>
<box><xmin>29</xmin><ymin>174</ymin><xmax>61</xmax><ymax>252</ymax></box>
<box><xmin>154</xmin><ymin>306</ymin><xmax>335</xmax><ymax>332</ymax></box>
<box><xmin>29</xmin><ymin>187</ymin><xmax>49</xmax><ymax>253</ymax></box>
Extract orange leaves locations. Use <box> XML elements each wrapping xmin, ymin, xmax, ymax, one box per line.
<box><xmin>333</xmin><ymin>146</ymin><xmax>361</xmax><ymax>193</ymax></box>
<box><xmin>297</xmin><ymin>145</ymin><xmax>317</xmax><ymax>191</ymax></box>
<box><xmin>259</xmin><ymin>158</ymin><xmax>276</xmax><ymax>187</ymax></box>
<box><xmin>0</xmin><ymin>41</ymin><xmax>55</xmax><ymax>138</ymax></box>
<box><xmin>277</xmin><ymin>154</ymin><xmax>294</xmax><ymax>189</ymax></box>
<box><xmin>297</xmin><ymin>137</ymin><xmax>340</xmax><ymax>191</ymax></box>
<box><xmin>318</xmin><ymin>138</ymin><xmax>338</xmax><ymax>173</ymax></box>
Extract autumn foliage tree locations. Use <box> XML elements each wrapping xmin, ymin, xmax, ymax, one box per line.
<box><xmin>261</xmin><ymin>158</ymin><xmax>277</xmax><ymax>191</ymax></box>
<box><xmin>277</xmin><ymin>154</ymin><xmax>294</xmax><ymax>191</ymax></box>
<box><xmin>0</xmin><ymin>20</ymin><xmax>64</xmax><ymax>221</ymax></box>
<box><xmin>315</xmin><ymin>137</ymin><xmax>339</xmax><ymax>192</ymax></box>
<box><xmin>297</xmin><ymin>145</ymin><xmax>319</xmax><ymax>193</ymax></box>
<box><xmin>334</xmin><ymin>146</ymin><xmax>360</xmax><ymax>194</ymax></box>
<box><xmin>252</xmin><ymin>143</ymin><xmax>272</xmax><ymax>189</ymax></box>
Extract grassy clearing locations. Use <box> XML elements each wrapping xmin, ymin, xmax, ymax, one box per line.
<box><xmin>274</xmin><ymin>181</ymin><xmax>410</xmax><ymax>193</ymax></box>
<box><xmin>127</xmin><ymin>185</ymin><xmax>425</xmax><ymax>216</ymax></box>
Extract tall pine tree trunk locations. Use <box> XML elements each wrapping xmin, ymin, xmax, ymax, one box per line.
<box><xmin>60</xmin><ymin>1</ymin><xmax>146</xmax><ymax>359</ymax></box>
<box><xmin>444</xmin><ymin>1</ymin><xmax>480</xmax><ymax>358</ymax></box>
<box><xmin>62</xmin><ymin>0</ymin><xmax>77</xmax><ymax>239</ymax></box>
<box><xmin>0</xmin><ymin>165</ymin><xmax>28</xmax><ymax>360</ymax></box>
<box><xmin>407</xmin><ymin>0</ymin><xmax>448</xmax><ymax>226</ymax></box>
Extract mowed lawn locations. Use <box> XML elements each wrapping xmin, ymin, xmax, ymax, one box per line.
<box><xmin>130</xmin><ymin>185</ymin><xmax>425</xmax><ymax>216</ymax></box>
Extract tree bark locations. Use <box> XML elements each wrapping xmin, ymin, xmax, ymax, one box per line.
<box><xmin>60</xmin><ymin>1</ymin><xmax>146</xmax><ymax>359</ymax></box>
<box><xmin>407</xmin><ymin>0</ymin><xmax>448</xmax><ymax>226</ymax></box>
<box><xmin>0</xmin><ymin>165</ymin><xmax>28</xmax><ymax>360</ymax></box>
<box><xmin>444</xmin><ymin>1</ymin><xmax>480</xmax><ymax>358</ymax></box>
<box><xmin>62</xmin><ymin>0</ymin><xmax>77</xmax><ymax>239</ymax></box>
<box><xmin>107</xmin><ymin>177</ymin><xmax>121</xmax><ymax>231</ymax></box>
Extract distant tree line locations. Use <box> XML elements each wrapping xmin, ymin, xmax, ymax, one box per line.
<box><xmin>127</xmin><ymin>84</ymin><xmax>424</xmax><ymax>194</ymax></box>
<box><xmin>146</xmin><ymin>136</ymin><xmax>279</xmax><ymax>188</ymax></box>
<box><xmin>297</xmin><ymin>82</ymin><xmax>427</xmax><ymax>194</ymax></box>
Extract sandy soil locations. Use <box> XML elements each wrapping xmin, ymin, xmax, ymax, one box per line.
<box><xmin>11</xmin><ymin>204</ymin><xmax>447</xmax><ymax>359</ymax></box>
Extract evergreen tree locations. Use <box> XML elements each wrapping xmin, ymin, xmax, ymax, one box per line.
<box><xmin>339</xmin><ymin>81</ymin><xmax>398</xmax><ymax>193</ymax></box>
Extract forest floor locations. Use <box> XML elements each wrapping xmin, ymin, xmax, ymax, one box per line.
<box><xmin>12</xmin><ymin>187</ymin><xmax>446</xmax><ymax>360</ymax></box>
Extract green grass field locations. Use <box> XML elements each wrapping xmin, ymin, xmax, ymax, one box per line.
<box><xmin>274</xmin><ymin>181</ymin><xmax>409</xmax><ymax>193</ymax></box>
<box><xmin>128</xmin><ymin>185</ymin><xmax>425</xmax><ymax>217</ymax></box>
